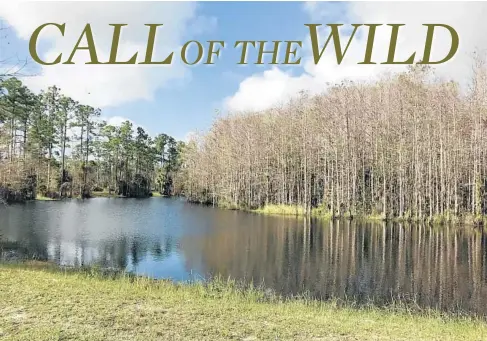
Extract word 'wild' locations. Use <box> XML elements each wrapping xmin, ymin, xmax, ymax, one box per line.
<box><xmin>28</xmin><ymin>23</ymin><xmax>459</xmax><ymax>65</ymax></box>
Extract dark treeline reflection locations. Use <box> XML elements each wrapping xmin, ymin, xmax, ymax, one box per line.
<box><xmin>0</xmin><ymin>199</ymin><xmax>187</xmax><ymax>279</ymax></box>
<box><xmin>181</xmin><ymin>216</ymin><xmax>487</xmax><ymax>315</ymax></box>
<box><xmin>1</xmin><ymin>199</ymin><xmax>487</xmax><ymax>315</ymax></box>
<box><xmin>0</xmin><ymin>231</ymin><xmax>177</xmax><ymax>272</ymax></box>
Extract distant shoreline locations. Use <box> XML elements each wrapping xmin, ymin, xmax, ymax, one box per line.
<box><xmin>9</xmin><ymin>195</ymin><xmax>487</xmax><ymax>227</ymax></box>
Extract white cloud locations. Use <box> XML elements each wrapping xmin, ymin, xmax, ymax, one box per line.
<box><xmin>104</xmin><ymin>115</ymin><xmax>146</xmax><ymax>130</ymax></box>
<box><xmin>0</xmin><ymin>1</ymin><xmax>215</xmax><ymax>108</ymax></box>
<box><xmin>223</xmin><ymin>67</ymin><xmax>318</xmax><ymax>112</ymax></box>
<box><xmin>225</xmin><ymin>2</ymin><xmax>487</xmax><ymax>112</ymax></box>
<box><xmin>183</xmin><ymin>131</ymin><xmax>198</xmax><ymax>143</ymax></box>
<box><xmin>100</xmin><ymin>115</ymin><xmax>151</xmax><ymax>139</ymax></box>
<box><xmin>303</xmin><ymin>1</ymin><xmax>349</xmax><ymax>23</ymax></box>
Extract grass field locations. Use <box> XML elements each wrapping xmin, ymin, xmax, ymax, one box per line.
<box><xmin>35</xmin><ymin>194</ymin><xmax>59</xmax><ymax>201</ymax></box>
<box><xmin>0</xmin><ymin>262</ymin><xmax>486</xmax><ymax>341</ymax></box>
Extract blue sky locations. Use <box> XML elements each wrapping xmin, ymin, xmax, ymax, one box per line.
<box><xmin>1</xmin><ymin>1</ymin><xmax>485</xmax><ymax>141</ymax></box>
<box><xmin>0</xmin><ymin>1</ymin><xmax>319</xmax><ymax>141</ymax></box>
<box><xmin>101</xmin><ymin>2</ymin><xmax>314</xmax><ymax>140</ymax></box>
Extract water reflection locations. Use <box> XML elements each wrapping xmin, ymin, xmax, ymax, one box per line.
<box><xmin>1</xmin><ymin>198</ymin><xmax>487</xmax><ymax>315</ymax></box>
<box><xmin>182</xmin><ymin>218</ymin><xmax>487</xmax><ymax>314</ymax></box>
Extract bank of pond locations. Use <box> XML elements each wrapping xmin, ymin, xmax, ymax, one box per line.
<box><xmin>1</xmin><ymin>197</ymin><xmax>487</xmax><ymax>319</ymax></box>
<box><xmin>0</xmin><ymin>262</ymin><xmax>486</xmax><ymax>341</ymax></box>
<box><xmin>2</xmin><ymin>183</ymin><xmax>486</xmax><ymax>227</ymax></box>
<box><xmin>0</xmin><ymin>186</ymin><xmax>164</xmax><ymax>204</ymax></box>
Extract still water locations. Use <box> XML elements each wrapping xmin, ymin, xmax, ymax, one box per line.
<box><xmin>1</xmin><ymin>197</ymin><xmax>487</xmax><ymax>315</ymax></box>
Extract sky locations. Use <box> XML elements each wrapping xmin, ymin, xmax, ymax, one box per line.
<box><xmin>1</xmin><ymin>1</ymin><xmax>487</xmax><ymax>142</ymax></box>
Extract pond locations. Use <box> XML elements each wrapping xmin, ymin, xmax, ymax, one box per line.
<box><xmin>1</xmin><ymin>197</ymin><xmax>487</xmax><ymax>315</ymax></box>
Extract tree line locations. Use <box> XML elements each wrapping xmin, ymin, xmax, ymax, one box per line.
<box><xmin>3</xmin><ymin>57</ymin><xmax>487</xmax><ymax>225</ymax></box>
<box><xmin>179</xmin><ymin>61</ymin><xmax>487</xmax><ymax>225</ymax></box>
<box><xmin>0</xmin><ymin>77</ymin><xmax>184</xmax><ymax>203</ymax></box>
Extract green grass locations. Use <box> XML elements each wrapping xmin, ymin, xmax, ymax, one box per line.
<box><xmin>151</xmin><ymin>191</ymin><xmax>164</xmax><ymax>197</ymax></box>
<box><xmin>35</xmin><ymin>194</ymin><xmax>58</xmax><ymax>201</ymax></box>
<box><xmin>250</xmin><ymin>204</ymin><xmax>487</xmax><ymax>227</ymax></box>
<box><xmin>91</xmin><ymin>190</ymin><xmax>121</xmax><ymax>198</ymax></box>
<box><xmin>253</xmin><ymin>204</ymin><xmax>305</xmax><ymax>216</ymax></box>
<box><xmin>0</xmin><ymin>262</ymin><xmax>486</xmax><ymax>341</ymax></box>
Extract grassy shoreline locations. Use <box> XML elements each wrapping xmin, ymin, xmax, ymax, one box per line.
<box><xmin>0</xmin><ymin>262</ymin><xmax>486</xmax><ymax>340</ymax></box>
<box><xmin>35</xmin><ymin>194</ymin><xmax>59</xmax><ymax>201</ymax></box>
<box><xmin>15</xmin><ymin>196</ymin><xmax>487</xmax><ymax>226</ymax></box>
<box><xmin>249</xmin><ymin>204</ymin><xmax>487</xmax><ymax>227</ymax></box>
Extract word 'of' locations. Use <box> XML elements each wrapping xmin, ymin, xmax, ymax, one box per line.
<box><xmin>29</xmin><ymin>23</ymin><xmax>459</xmax><ymax>66</ymax></box>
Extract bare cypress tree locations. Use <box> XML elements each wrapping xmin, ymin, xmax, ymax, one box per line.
<box><xmin>180</xmin><ymin>58</ymin><xmax>487</xmax><ymax>224</ymax></box>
